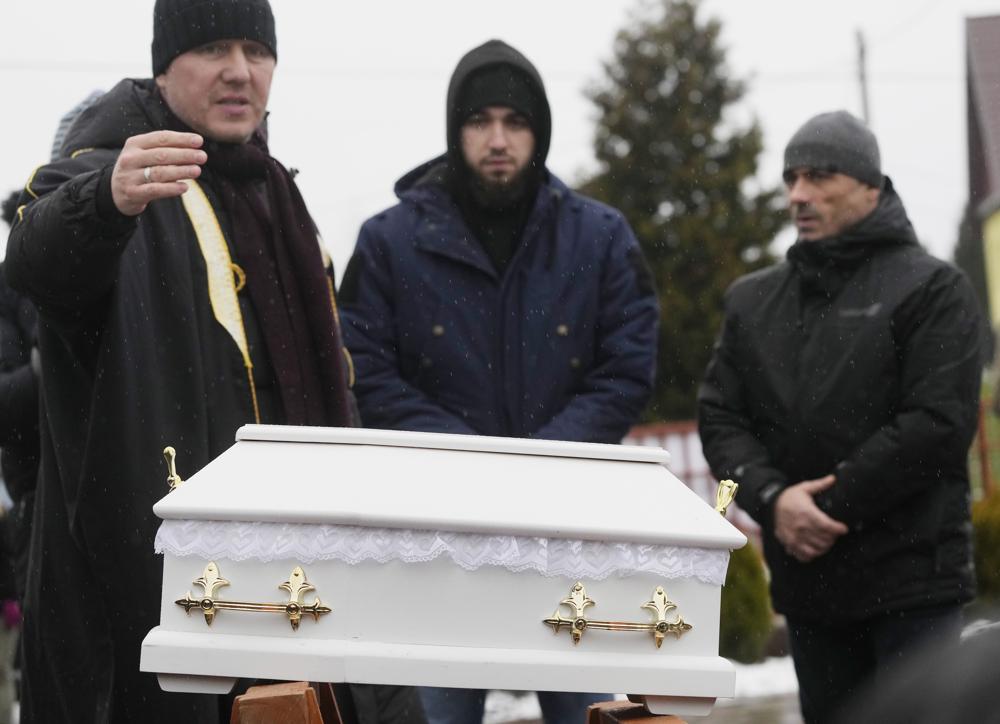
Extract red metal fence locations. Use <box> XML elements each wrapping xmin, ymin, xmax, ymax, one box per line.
<box><xmin>975</xmin><ymin>401</ymin><xmax>995</xmax><ymax>499</ymax></box>
<box><xmin>623</xmin><ymin>421</ymin><xmax>759</xmax><ymax>536</ymax></box>
<box><xmin>627</xmin><ymin>401</ymin><xmax>999</xmax><ymax>528</ymax></box>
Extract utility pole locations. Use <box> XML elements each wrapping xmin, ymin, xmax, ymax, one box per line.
<box><xmin>856</xmin><ymin>28</ymin><xmax>871</xmax><ymax>124</ymax></box>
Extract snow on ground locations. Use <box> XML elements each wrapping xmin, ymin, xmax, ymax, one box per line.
<box><xmin>485</xmin><ymin>690</ymin><xmax>544</xmax><ymax>723</ymax></box>
<box><xmin>962</xmin><ymin>617</ymin><xmax>1000</xmax><ymax>639</ymax></box>
<box><xmin>484</xmin><ymin>656</ymin><xmax>799</xmax><ymax>722</ymax></box>
<box><xmin>726</xmin><ymin>656</ymin><xmax>798</xmax><ymax>701</ymax></box>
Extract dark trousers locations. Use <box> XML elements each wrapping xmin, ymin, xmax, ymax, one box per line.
<box><xmin>419</xmin><ymin>687</ymin><xmax>609</xmax><ymax>724</ymax></box>
<box><xmin>786</xmin><ymin>604</ymin><xmax>963</xmax><ymax>724</ymax></box>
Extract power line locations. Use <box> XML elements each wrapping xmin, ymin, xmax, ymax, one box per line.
<box><xmin>870</xmin><ymin>0</ymin><xmax>949</xmax><ymax>46</ymax></box>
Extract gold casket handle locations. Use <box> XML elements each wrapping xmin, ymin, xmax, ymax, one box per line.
<box><xmin>543</xmin><ymin>582</ymin><xmax>692</xmax><ymax>649</ymax></box>
<box><xmin>175</xmin><ymin>562</ymin><xmax>332</xmax><ymax>631</ymax></box>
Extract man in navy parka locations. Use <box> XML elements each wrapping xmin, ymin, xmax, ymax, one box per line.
<box><xmin>340</xmin><ymin>40</ymin><xmax>658</xmax><ymax>465</ymax></box>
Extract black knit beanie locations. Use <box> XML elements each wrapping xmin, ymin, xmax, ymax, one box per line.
<box><xmin>784</xmin><ymin>110</ymin><xmax>882</xmax><ymax>188</ymax></box>
<box><xmin>455</xmin><ymin>65</ymin><xmax>545</xmax><ymax>138</ymax></box>
<box><xmin>152</xmin><ymin>0</ymin><xmax>277</xmax><ymax>76</ymax></box>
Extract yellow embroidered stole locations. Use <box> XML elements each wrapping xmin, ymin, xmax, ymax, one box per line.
<box><xmin>180</xmin><ymin>180</ymin><xmax>261</xmax><ymax>423</ymax></box>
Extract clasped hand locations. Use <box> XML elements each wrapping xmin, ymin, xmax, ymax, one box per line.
<box><xmin>774</xmin><ymin>475</ymin><xmax>848</xmax><ymax>563</ymax></box>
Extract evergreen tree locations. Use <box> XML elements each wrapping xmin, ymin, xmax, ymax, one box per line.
<box><xmin>580</xmin><ymin>0</ymin><xmax>786</xmax><ymax>420</ymax></box>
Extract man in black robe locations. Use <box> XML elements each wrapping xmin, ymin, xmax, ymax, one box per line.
<box><xmin>4</xmin><ymin>2</ymin><xmax>419</xmax><ymax>722</ymax></box>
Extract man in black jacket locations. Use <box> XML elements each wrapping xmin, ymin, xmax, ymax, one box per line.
<box><xmin>698</xmin><ymin>111</ymin><xmax>983</xmax><ymax>724</ymax></box>
<box><xmin>3</xmin><ymin>2</ymin><xmax>420</xmax><ymax>723</ymax></box>
<box><xmin>0</xmin><ymin>190</ymin><xmax>35</xmax><ymax>721</ymax></box>
<box><xmin>0</xmin><ymin>191</ymin><xmax>37</xmax><ymax>601</ymax></box>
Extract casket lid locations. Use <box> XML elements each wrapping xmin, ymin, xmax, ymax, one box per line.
<box><xmin>152</xmin><ymin>425</ymin><xmax>744</xmax><ymax>549</ymax></box>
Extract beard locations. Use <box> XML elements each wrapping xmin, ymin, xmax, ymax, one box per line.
<box><xmin>467</xmin><ymin>159</ymin><xmax>538</xmax><ymax>210</ymax></box>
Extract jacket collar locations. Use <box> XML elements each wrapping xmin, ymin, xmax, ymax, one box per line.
<box><xmin>786</xmin><ymin>176</ymin><xmax>917</xmax><ymax>268</ymax></box>
<box><xmin>396</xmin><ymin>156</ymin><xmax>569</xmax><ymax>276</ymax></box>
<box><xmin>786</xmin><ymin>177</ymin><xmax>919</xmax><ymax>298</ymax></box>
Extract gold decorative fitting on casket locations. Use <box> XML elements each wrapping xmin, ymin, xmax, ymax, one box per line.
<box><xmin>175</xmin><ymin>562</ymin><xmax>332</xmax><ymax>630</ymax></box>
<box><xmin>543</xmin><ymin>582</ymin><xmax>692</xmax><ymax>649</ymax></box>
<box><xmin>714</xmin><ymin>479</ymin><xmax>738</xmax><ymax>515</ymax></box>
<box><xmin>163</xmin><ymin>446</ymin><xmax>184</xmax><ymax>491</ymax></box>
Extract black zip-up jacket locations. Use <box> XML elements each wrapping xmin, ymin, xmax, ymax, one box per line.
<box><xmin>698</xmin><ymin>180</ymin><xmax>983</xmax><ymax>621</ymax></box>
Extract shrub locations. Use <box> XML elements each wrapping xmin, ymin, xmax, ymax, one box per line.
<box><xmin>719</xmin><ymin>542</ymin><xmax>772</xmax><ymax>663</ymax></box>
<box><xmin>973</xmin><ymin>492</ymin><xmax>1000</xmax><ymax>601</ymax></box>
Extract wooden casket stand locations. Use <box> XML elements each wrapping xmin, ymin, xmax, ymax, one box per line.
<box><xmin>229</xmin><ymin>684</ymin><xmax>688</xmax><ymax>723</ymax></box>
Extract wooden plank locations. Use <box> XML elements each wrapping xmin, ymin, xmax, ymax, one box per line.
<box><xmin>587</xmin><ymin>699</ymin><xmax>687</xmax><ymax>723</ymax></box>
<box><xmin>230</xmin><ymin>681</ymin><xmax>326</xmax><ymax>724</ymax></box>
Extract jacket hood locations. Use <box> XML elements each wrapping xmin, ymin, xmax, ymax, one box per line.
<box><xmin>445</xmin><ymin>39</ymin><xmax>551</xmax><ymax>166</ymax></box>
<box><xmin>58</xmin><ymin>79</ymin><xmax>165</xmax><ymax>156</ymax></box>
<box><xmin>393</xmin><ymin>155</ymin><xmax>449</xmax><ymax>199</ymax></box>
<box><xmin>836</xmin><ymin>177</ymin><xmax>917</xmax><ymax>247</ymax></box>
<box><xmin>58</xmin><ymin>78</ymin><xmax>271</xmax><ymax>158</ymax></box>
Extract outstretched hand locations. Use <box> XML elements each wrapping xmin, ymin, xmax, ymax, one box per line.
<box><xmin>111</xmin><ymin>131</ymin><xmax>206</xmax><ymax>216</ymax></box>
<box><xmin>774</xmin><ymin>474</ymin><xmax>848</xmax><ymax>563</ymax></box>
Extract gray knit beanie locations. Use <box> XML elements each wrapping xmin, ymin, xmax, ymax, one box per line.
<box><xmin>784</xmin><ymin>111</ymin><xmax>882</xmax><ymax>188</ymax></box>
<box><xmin>152</xmin><ymin>0</ymin><xmax>276</xmax><ymax>76</ymax></box>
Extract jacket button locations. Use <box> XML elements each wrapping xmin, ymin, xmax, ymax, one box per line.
<box><xmin>421</xmin><ymin>357</ymin><xmax>433</xmax><ymax>368</ymax></box>
<box><xmin>570</xmin><ymin>357</ymin><xmax>581</xmax><ymax>369</ymax></box>
<box><xmin>432</xmin><ymin>325</ymin><xmax>445</xmax><ymax>337</ymax></box>
<box><xmin>556</xmin><ymin>324</ymin><xmax>569</xmax><ymax>336</ymax></box>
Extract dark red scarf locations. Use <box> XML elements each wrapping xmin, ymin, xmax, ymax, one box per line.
<box><xmin>202</xmin><ymin>135</ymin><xmax>353</xmax><ymax>428</ymax></box>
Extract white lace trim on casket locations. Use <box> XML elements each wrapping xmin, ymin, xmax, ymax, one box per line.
<box><xmin>154</xmin><ymin>520</ymin><xmax>730</xmax><ymax>585</ymax></box>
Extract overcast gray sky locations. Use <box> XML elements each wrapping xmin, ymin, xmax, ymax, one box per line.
<box><xmin>2</xmin><ymin>0</ymin><xmax>997</xmax><ymax>273</ymax></box>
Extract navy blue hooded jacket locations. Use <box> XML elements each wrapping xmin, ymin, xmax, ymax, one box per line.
<box><xmin>339</xmin><ymin>158</ymin><xmax>658</xmax><ymax>443</ymax></box>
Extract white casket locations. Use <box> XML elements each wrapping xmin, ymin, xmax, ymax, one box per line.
<box><xmin>141</xmin><ymin>425</ymin><xmax>746</xmax><ymax>717</ymax></box>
